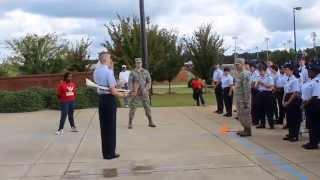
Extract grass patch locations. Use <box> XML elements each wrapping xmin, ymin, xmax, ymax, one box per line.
<box><xmin>120</xmin><ymin>86</ymin><xmax>216</xmax><ymax>107</ymax></box>
<box><xmin>151</xmin><ymin>93</ymin><xmax>215</xmax><ymax>107</ymax></box>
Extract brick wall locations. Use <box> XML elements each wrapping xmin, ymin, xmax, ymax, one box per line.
<box><xmin>0</xmin><ymin>72</ymin><xmax>92</xmax><ymax>91</ymax></box>
<box><xmin>0</xmin><ymin>68</ymin><xmax>190</xmax><ymax>91</ymax></box>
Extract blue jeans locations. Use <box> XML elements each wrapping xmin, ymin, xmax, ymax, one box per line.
<box><xmin>58</xmin><ymin>101</ymin><xmax>75</xmax><ymax>130</ymax></box>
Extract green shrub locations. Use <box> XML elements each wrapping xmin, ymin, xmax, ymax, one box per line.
<box><xmin>0</xmin><ymin>89</ymin><xmax>45</xmax><ymax>113</ymax></box>
<box><xmin>0</xmin><ymin>87</ymin><xmax>121</xmax><ymax>113</ymax></box>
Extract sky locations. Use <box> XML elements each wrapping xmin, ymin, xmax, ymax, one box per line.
<box><xmin>0</xmin><ymin>0</ymin><xmax>319</xmax><ymax>59</ymax></box>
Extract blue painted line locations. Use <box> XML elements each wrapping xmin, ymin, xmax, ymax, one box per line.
<box><xmin>218</xmin><ymin>132</ymin><xmax>308</xmax><ymax>180</ymax></box>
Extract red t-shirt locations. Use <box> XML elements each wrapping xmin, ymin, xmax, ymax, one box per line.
<box><xmin>191</xmin><ymin>79</ymin><xmax>204</xmax><ymax>90</ymax></box>
<box><xmin>57</xmin><ymin>81</ymin><xmax>77</xmax><ymax>102</ymax></box>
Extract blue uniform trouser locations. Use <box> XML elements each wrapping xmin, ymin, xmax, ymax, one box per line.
<box><xmin>257</xmin><ymin>91</ymin><xmax>274</xmax><ymax>128</ymax></box>
<box><xmin>309</xmin><ymin>99</ymin><xmax>320</xmax><ymax>145</ymax></box>
<box><xmin>98</xmin><ymin>94</ymin><xmax>117</xmax><ymax>158</ymax></box>
<box><xmin>284</xmin><ymin>94</ymin><xmax>302</xmax><ymax>139</ymax></box>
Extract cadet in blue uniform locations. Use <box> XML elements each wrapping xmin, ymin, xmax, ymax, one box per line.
<box><xmin>270</xmin><ymin>65</ymin><xmax>280</xmax><ymax>123</ymax></box>
<box><xmin>283</xmin><ymin>64</ymin><xmax>302</xmax><ymax>142</ymax></box>
<box><xmin>249</xmin><ymin>63</ymin><xmax>259</xmax><ymax>126</ymax></box>
<box><xmin>299</xmin><ymin>58</ymin><xmax>309</xmax><ymax>85</ymax></box>
<box><xmin>213</xmin><ymin>65</ymin><xmax>224</xmax><ymax>114</ymax></box>
<box><xmin>93</xmin><ymin>51</ymin><xmax>127</xmax><ymax>160</ymax></box>
<box><xmin>274</xmin><ymin>66</ymin><xmax>287</xmax><ymax>125</ymax></box>
<box><xmin>300</xmin><ymin>66</ymin><xmax>315</xmax><ymax>131</ymax></box>
<box><xmin>302</xmin><ymin>64</ymin><xmax>320</xmax><ymax>149</ymax></box>
<box><xmin>255</xmin><ymin>64</ymin><xmax>275</xmax><ymax>129</ymax></box>
<box><xmin>221</xmin><ymin>67</ymin><xmax>234</xmax><ymax>117</ymax></box>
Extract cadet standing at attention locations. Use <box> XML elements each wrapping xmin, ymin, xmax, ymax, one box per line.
<box><xmin>213</xmin><ymin>64</ymin><xmax>224</xmax><ymax>114</ymax></box>
<box><xmin>234</xmin><ymin>58</ymin><xmax>252</xmax><ymax>137</ymax></box>
<box><xmin>221</xmin><ymin>67</ymin><xmax>234</xmax><ymax>117</ymax></box>
<box><xmin>249</xmin><ymin>63</ymin><xmax>259</xmax><ymax>126</ymax></box>
<box><xmin>283</xmin><ymin>63</ymin><xmax>302</xmax><ymax>142</ymax></box>
<box><xmin>93</xmin><ymin>51</ymin><xmax>127</xmax><ymax>160</ymax></box>
<box><xmin>128</xmin><ymin>58</ymin><xmax>156</xmax><ymax>129</ymax></box>
<box><xmin>255</xmin><ymin>64</ymin><xmax>275</xmax><ymax>129</ymax></box>
<box><xmin>274</xmin><ymin>66</ymin><xmax>287</xmax><ymax>126</ymax></box>
<box><xmin>303</xmin><ymin>64</ymin><xmax>320</xmax><ymax>149</ymax></box>
<box><xmin>301</xmin><ymin>65</ymin><xmax>316</xmax><ymax>142</ymax></box>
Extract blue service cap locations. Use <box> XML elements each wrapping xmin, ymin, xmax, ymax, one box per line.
<box><xmin>309</xmin><ymin>64</ymin><xmax>320</xmax><ymax>72</ymax></box>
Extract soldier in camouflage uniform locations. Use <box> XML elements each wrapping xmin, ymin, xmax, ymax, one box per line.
<box><xmin>128</xmin><ymin>58</ymin><xmax>156</xmax><ymax>129</ymax></box>
<box><xmin>234</xmin><ymin>58</ymin><xmax>252</xmax><ymax>137</ymax></box>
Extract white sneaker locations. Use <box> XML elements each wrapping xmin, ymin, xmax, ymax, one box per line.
<box><xmin>55</xmin><ymin>130</ymin><xmax>64</xmax><ymax>135</ymax></box>
<box><xmin>70</xmin><ymin>127</ymin><xmax>79</xmax><ymax>132</ymax></box>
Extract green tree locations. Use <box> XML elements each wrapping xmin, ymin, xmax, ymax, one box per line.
<box><xmin>183</xmin><ymin>24</ymin><xmax>224</xmax><ymax>83</ymax></box>
<box><xmin>151</xmin><ymin>31</ymin><xmax>184</xmax><ymax>93</ymax></box>
<box><xmin>65</xmin><ymin>38</ymin><xmax>92</xmax><ymax>72</ymax></box>
<box><xmin>0</xmin><ymin>62</ymin><xmax>8</xmax><ymax>77</ymax></box>
<box><xmin>6</xmin><ymin>34</ymin><xmax>67</xmax><ymax>75</ymax></box>
<box><xmin>103</xmin><ymin>15</ymin><xmax>184</xmax><ymax>87</ymax></box>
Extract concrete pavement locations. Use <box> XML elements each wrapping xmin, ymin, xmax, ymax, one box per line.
<box><xmin>0</xmin><ymin>107</ymin><xmax>320</xmax><ymax>180</ymax></box>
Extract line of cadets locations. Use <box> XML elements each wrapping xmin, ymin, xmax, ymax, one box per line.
<box><xmin>213</xmin><ymin>59</ymin><xmax>320</xmax><ymax>150</ymax></box>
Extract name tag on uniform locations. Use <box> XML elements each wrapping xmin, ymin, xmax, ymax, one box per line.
<box><xmin>66</xmin><ymin>92</ymin><xmax>74</xmax><ymax>96</ymax></box>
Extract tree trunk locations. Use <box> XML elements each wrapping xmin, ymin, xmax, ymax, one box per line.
<box><xmin>169</xmin><ymin>81</ymin><xmax>172</xmax><ymax>94</ymax></box>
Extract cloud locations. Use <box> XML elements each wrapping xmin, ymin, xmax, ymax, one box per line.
<box><xmin>0</xmin><ymin>0</ymin><xmax>319</xmax><ymax>59</ymax></box>
<box><xmin>0</xmin><ymin>10</ymin><xmax>105</xmax><ymax>58</ymax></box>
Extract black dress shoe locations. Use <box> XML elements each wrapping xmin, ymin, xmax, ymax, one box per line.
<box><xmin>149</xmin><ymin>124</ymin><xmax>157</xmax><ymax>128</ymax></box>
<box><xmin>269</xmin><ymin>126</ymin><xmax>275</xmax><ymax>130</ymax></box>
<box><xmin>256</xmin><ymin>125</ymin><xmax>265</xmax><ymax>129</ymax></box>
<box><xmin>216</xmin><ymin>111</ymin><xmax>223</xmax><ymax>114</ymax></box>
<box><xmin>223</xmin><ymin>114</ymin><xmax>232</xmax><ymax>117</ymax></box>
<box><xmin>283</xmin><ymin>136</ymin><xmax>291</xmax><ymax>141</ymax></box>
<box><xmin>302</xmin><ymin>143</ymin><xmax>319</xmax><ymax>150</ymax></box>
<box><xmin>289</xmin><ymin>137</ymin><xmax>299</xmax><ymax>142</ymax></box>
<box><xmin>104</xmin><ymin>154</ymin><xmax>120</xmax><ymax>160</ymax></box>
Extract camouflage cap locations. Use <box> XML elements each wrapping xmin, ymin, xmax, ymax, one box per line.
<box><xmin>235</xmin><ymin>58</ymin><xmax>245</xmax><ymax>65</ymax></box>
<box><xmin>135</xmin><ymin>58</ymin><xmax>142</xmax><ymax>63</ymax></box>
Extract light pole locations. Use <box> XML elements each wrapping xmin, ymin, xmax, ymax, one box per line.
<box><xmin>232</xmin><ymin>36</ymin><xmax>238</xmax><ymax>62</ymax></box>
<box><xmin>139</xmin><ymin>0</ymin><xmax>152</xmax><ymax>104</ymax></box>
<box><xmin>265</xmin><ymin>37</ymin><xmax>270</xmax><ymax>61</ymax></box>
<box><xmin>311</xmin><ymin>32</ymin><xmax>317</xmax><ymax>61</ymax></box>
<box><xmin>256</xmin><ymin>46</ymin><xmax>260</xmax><ymax>60</ymax></box>
<box><xmin>139</xmin><ymin>0</ymin><xmax>149</xmax><ymax>70</ymax></box>
<box><xmin>293</xmin><ymin>7</ymin><xmax>302</xmax><ymax>62</ymax></box>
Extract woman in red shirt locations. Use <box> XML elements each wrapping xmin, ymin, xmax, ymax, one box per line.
<box><xmin>56</xmin><ymin>72</ymin><xmax>78</xmax><ymax>135</ymax></box>
<box><xmin>191</xmin><ymin>76</ymin><xmax>206</xmax><ymax>106</ymax></box>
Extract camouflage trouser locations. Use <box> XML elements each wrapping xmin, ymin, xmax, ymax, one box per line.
<box><xmin>236</xmin><ymin>102</ymin><xmax>252</xmax><ymax>130</ymax></box>
<box><xmin>129</xmin><ymin>96</ymin><xmax>152</xmax><ymax>124</ymax></box>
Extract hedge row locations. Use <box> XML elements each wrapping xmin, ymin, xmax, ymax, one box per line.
<box><xmin>0</xmin><ymin>87</ymin><xmax>120</xmax><ymax>113</ymax></box>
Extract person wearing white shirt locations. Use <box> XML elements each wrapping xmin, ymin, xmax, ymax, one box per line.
<box><xmin>283</xmin><ymin>63</ymin><xmax>302</xmax><ymax>142</ymax></box>
<box><xmin>299</xmin><ymin>58</ymin><xmax>309</xmax><ymax>85</ymax></box>
<box><xmin>274</xmin><ymin>66</ymin><xmax>288</xmax><ymax>125</ymax></box>
<box><xmin>303</xmin><ymin>64</ymin><xmax>320</xmax><ymax>149</ymax></box>
<box><xmin>212</xmin><ymin>64</ymin><xmax>224</xmax><ymax>114</ymax></box>
<box><xmin>119</xmin><ymin>65</ymin><xmax>131</xmax><ymax>107</ymax></box>
<box><xmin>255</xmin><ymin>64</ymin><xmax>275</xmax><ymax>129</ymax></box>
<box><xmin>221</xmin><ymin>67</ymin><xmax>234</xmax><ymax>117</ymax></box>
